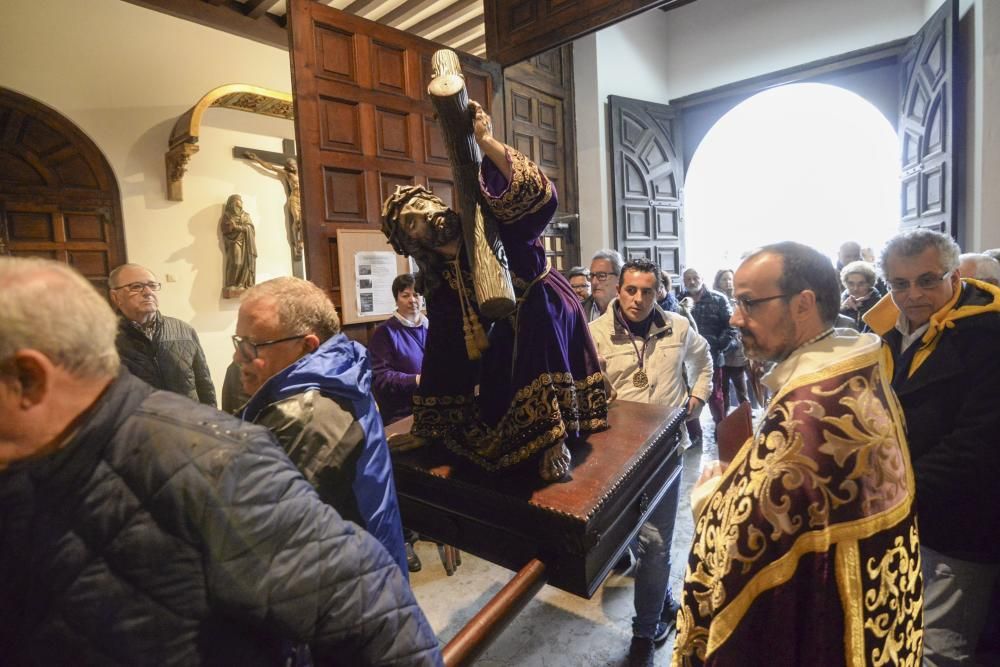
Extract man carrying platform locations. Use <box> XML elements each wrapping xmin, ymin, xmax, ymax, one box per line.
<box><xmin>233</xmin><ymin>277</ymin><xmax>408</xmax><ymax>576</ymax></box>
<box><xmin>0</xmin><ymin>258</ymin><xmax>438</xmax><ymax>666</ymax></box>
<box><xmin>588</xmin><ymin>257</ymin><xmax>712</xmax><ymax>667</ymax></box>
<box><xmin>673</xmin><ymin>242</ymin><xmax>922</xmax><ymax>666</ymax></box>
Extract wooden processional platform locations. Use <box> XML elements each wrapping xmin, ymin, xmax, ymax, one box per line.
<box><xmin>385</xmin><ymin>400</ymin><xmax>686</xmax><ymax>665</ymax></box>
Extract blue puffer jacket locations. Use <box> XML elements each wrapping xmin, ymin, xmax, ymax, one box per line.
<box><xmin>241</xmin><ymin>333</ymin><xmax>408</xmax><ymax>576</ymax></box>
<box><xmin>0</xmin><ymin>371</ymin><xmax>441</xmax><ymax>666</ymax></box>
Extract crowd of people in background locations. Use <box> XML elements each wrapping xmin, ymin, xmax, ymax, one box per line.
<box><xmin>3</xmin><ymin>224</ymin><xmax>1000</xmax><ymax>666</ymax></box>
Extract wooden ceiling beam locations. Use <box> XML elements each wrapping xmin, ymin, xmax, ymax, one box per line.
<box><xmin>342</xmin><ymin>0</ymin><xmax>384</xmax><ymax>14</ymax></box>
<box><xmin>122</xmin><ymin>0</ymin><xmax>289</xmax><ymax>49</ymax></box>
<box><xmin>244</xmin><ymin>0</ymin><xmax>283</xmax><ymax>19</ymax></box>
<box><xmin>454</xmin><ymin>32</ymin><xmax>485</xmax><ymax>54</ymax></box>
<box><xmin>377</xmin><ymin>0</ymin><xmax>440</xmax><ymax>28</ymax></box>
<box><xmin>434</xmin><ymin>16</ymin><xmax>482</xmax><ymax>47</ymax></box>
<box><xmin>406</xmin><ymin>0</ymin><xmax>479</xmax><ymax>38</ymax></box>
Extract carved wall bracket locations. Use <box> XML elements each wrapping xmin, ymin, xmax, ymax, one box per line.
<box><xmin>165</xmin><ymin>83</ymin><xmax>293</xmax><ymax>201</ymax></box>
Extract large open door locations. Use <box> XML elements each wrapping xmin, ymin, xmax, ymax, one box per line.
<box><xmin>609</xmin><ymin>95</ymin><xmax>685</xmax><ymax>280</ymax></box>
<box><xmin>899</xmin><ymin>0</ymin><xmax>959</xmax><ymax>237</ymax></box>
<box><xmin>287</xmin><ymin>0</ymin><xmax>503</xmax><ymax>338</ymax></box>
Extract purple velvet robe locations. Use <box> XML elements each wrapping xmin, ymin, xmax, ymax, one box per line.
<box><xmin>412</xmin><ymin>148</ymin><xmax>608</xmax><ymax>471</ymax></box>
<box><xmin>369</xmin><ymin>315</ymin><xmax>426</xmax><ymax>425</ymax></box>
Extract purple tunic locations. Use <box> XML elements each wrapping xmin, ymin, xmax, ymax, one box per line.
<box><xmin>369</xmin><ymin>315</ymin><xmax>427</xmax><ymax>425</ymax></box>
<box><xmin>412</xmin><ymin>148</ymin><xmax>608</xmax><ymax>471</ymax></box>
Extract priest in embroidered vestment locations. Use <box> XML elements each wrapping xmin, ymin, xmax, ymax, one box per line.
<box><xmin>673</xmin><ymin>242</ymin><xmax>923</xmax><ymax>666</ymax></box>
<box><xmin>380</xmin><ymin>101</ymin><xmax>608</xmax><ymax>481</ymax></box>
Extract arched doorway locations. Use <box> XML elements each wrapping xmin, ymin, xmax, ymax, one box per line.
<box><xmin>683</xmin><ymin>83</ymin><xmax>900</xmax><ymax>276</ymax></box>
<box><xmin>0</xmin><ymin>88</ymin><xmax>125</xmax><ymax>292</ymax></box>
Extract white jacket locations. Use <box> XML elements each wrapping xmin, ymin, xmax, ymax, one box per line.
<box><xmin>589</xmin><ymin>299</ymin><xmax>713</xmax><ymax>409</ymax></box>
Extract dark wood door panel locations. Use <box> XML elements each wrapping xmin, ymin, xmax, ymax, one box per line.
<box><xmin>610</xmin><ymin>95</ymin><xmax>684</xmax><ymax>280</ymax></box>
<box><xmin>0</xmin><ymin>87</ymin><xmax>125</xmax><ymax>284</ymax></box>
<box><xmin>898</xmin><ymin>0</ymin><xmax>958</xmax><ymax>236</ymax></box>
<box><xmin>484</xmin><ymin>0</ymin><xmax>696</xmax><ymax>67</ymax></box>
<box><xmin>503</xmin><ymin>45</ymin><xmax>579</xmax><ymax>270</ymax></box>
<box><xmin>289</xmin><ymin>0</ymin><xmax>502</xmax><ymax>337</ymax></box>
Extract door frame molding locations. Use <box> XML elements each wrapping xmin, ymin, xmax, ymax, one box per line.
<box><xmin>669</xmin><ymin>39</ymin><xmax>908</xmax><ymax>173</ymax></box>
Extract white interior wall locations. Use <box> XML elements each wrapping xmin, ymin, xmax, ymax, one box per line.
<box><xmin>966</xmin><ymin>0</ymin><xmax>1000</xmax><ymax>252</ymax></box>
<box><xmin>572</xmin><ymin>0</ymin><xmax>1000</xmax><ymax>262</ymax></box>
<box><xmin>0</xmin><ymin>0</ymin><xmax>296</xmax><ymax>400</ymax></box>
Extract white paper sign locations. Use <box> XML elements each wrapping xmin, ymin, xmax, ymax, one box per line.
<box><xmin>354</xmin><ymin>250</ymin><xmax>397</xmax><ymax>316</ymax></box>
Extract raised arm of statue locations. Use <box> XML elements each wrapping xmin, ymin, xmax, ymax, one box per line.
<box><xmin>244</xmin><ymin>152</ymin><xmax>280</xmax><ymax>176</ymax></box>
<box><xmin>471</xmin><ymin>102</ymin><xmax>512</xmax><ymax>183</ymax></box>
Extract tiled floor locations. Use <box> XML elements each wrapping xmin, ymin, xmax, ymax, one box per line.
<box><xmin>409</xmin><ymin>412</ymin><xmax>721</xmax><ymax>666</ymax></box>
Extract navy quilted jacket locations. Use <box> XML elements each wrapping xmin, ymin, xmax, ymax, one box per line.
<box><xmin>115</xmin><ymin>314</ymin><xmax>217</xmax><ymax>406</ymax></box>
<box><xmin>0</xmin><ymin>371</ymin><xmax>442</xmax><ymax>666</ymax></box>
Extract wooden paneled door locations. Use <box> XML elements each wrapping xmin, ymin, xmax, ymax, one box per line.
<box><xmin>609</xmin><ymin>95</ymin><xmax>684</xmax><ymax>281</ymax></box>
<box><xmin>503</xmin><ymin>45</ymin><xmax>579</xmax><ymax>271</ymax></box>
<box><xmin>898</xmin><ymin>0</ymin><xmax>959</xmax><ymax>236</ymax></box>
<box><xmin>287</xmin><ymin>0</ymin><xmax>502</xmax><ymax>339</ymax></box>
<box><xmin>0</xmin><ymin>88</ymin><xmax>125</xmax><ymax>293</ymax></box>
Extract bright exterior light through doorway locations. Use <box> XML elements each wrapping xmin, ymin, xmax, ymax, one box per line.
<box><xmin>683</xmin><ymin>82</ymin><xmax>900</xmax><ymax>279</ymax></box>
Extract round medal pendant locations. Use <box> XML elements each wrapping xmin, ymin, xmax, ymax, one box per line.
<box><xmin>632</xmin><ymin>369</ymin><xmax>649</xmax><ymax>389</ymax></box>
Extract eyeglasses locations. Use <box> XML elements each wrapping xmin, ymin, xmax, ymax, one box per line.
<box><xmin>590</xmin><ymin>271</ymin><xmax>618</xmax><ymax>282</ymax></box>
<box><xmin>232</xmin><ymin>334</ymin><xmax>306</xmax><ymax>360</ymax></box>
<box><xmin>887</xmin><ymin>270</ymin><xmax>952</xmax><ymax>293</ymax></box>
<box><xmin>112</xmin><ymin>281</ymin><xmax>161</xmax><ymax>293</ymax></box>
<box><xmin>734</xmin><ymin>293</ymin><xmax>793</xmax><ymax>315</ymax></box>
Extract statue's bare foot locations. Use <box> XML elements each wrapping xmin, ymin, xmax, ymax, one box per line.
<box><xmin>539</xmin><ymin>441</ymin><xmax>571</xmax><ymax>481</ymax></box>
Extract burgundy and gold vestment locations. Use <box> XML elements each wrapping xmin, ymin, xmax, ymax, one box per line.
<box><xmin>673</xmin><ymin>334</ymin><xmax>923</xmax><ymax>666</ymax></box>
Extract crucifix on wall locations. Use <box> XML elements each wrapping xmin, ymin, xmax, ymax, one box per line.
<box><xmin>233</xmin><ymin>138</ymin><xmax>304</xmax><ymax>278</ymax></box>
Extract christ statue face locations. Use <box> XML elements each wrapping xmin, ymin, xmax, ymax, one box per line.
<box><xmin>396</xmin><ymin>193</ymin><xmax>461</xmax><ymax>255</ymax></box>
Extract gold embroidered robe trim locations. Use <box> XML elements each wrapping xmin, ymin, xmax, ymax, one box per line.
<box><xmin>837</xmin><ymin>540</ymin><xmax>867</xmax><ymax>665</ymax></box>
<box><xmin>673</xmin><ymin>348</ymin><xmax>922</xmax><ymax>666</ymax></box>
<box><xmin>480</xmin><ymin>148</ymin><xmax>553</xmax><ymax>223</ymax></box>
<box><xmin>411</xmin><ymin>370</ymin><xmax>608</xmax><ymax>471</ymax></box>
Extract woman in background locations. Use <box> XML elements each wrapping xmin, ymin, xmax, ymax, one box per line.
<box><xmin>713</xmin><ymin>269</ymin><xmax>751</xmax><ymax>411</ymax></box>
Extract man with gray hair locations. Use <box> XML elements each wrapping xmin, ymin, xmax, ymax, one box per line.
<box><xmin>234</xmin><ymin>277</ymin><xmax>408</xmax><ymax>575</ymax></box>
<box><xmin>109</xmin><ymin>262</ymin><xmax>215</xmax><ymax>405</ymax></box>
<box><xmin>958</xmin><ymin>252</ymin><xmax>1000</xmax><ymax>286</ymax></box>
<box><xmin>0</xmin><ymin>257</ymin><xmax>441</xmax><ymax>665</ymax></box>
<box><xmin>864</xmin><ymin>229</ymin><xmax>1000</xmax><ymax>665</ymax></box>
<box><xmin>582</xmin><ymin>248</ymin><xmax>624</xmax><ymax>321</ymax></box>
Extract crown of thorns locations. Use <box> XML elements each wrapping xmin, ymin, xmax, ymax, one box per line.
<box><xmin>381</xmin><ymin>185</ymin><xmax>441</xmax><ymax>256</ymax></box>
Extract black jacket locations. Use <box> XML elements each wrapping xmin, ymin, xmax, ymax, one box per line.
<box><xmin>116</xmin><ymin>314</ymin><xmax>216</xmax><ymax>406</ymax></box>
<box><xmin>866</xmin><ymin>281</ymin><xmax>1000</xmax><ymax>562</ymax></box>
<box><xmin>685</xmin><ymin>288</ymin><xmax>738</xmax><ymax>368</ymax></box>
<box><xmin>0</xmin><ymin>371</ymin><xmax>442</xmax><ymax>666</ymax></box>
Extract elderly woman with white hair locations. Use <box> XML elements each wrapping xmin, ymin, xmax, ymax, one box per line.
<box><xmin>839</xmin><ymin>260</ymin><xmax>882</xmax><ymax>331</ymax></box>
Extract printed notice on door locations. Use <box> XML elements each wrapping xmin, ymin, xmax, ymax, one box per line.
<box><xmin>355</xmin><ymin>251</ymin><xmax>397</xmax><ymax>316</ymax></box>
